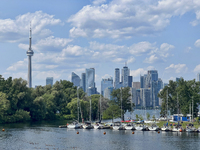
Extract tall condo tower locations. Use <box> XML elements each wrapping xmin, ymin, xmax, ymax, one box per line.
<box><xmin>26</xmin><ymin>24</ymin><xmax>34</xmax><ymax>88</ymax></box>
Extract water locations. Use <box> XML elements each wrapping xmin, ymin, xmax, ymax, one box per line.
<box><xmin>0</xmin><ymin>110</ymin><xmax>200</xmax><ymax>150</ymax></box>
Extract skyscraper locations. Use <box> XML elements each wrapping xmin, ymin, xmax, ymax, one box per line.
<box><xmin>46</xmin><ymin>77</ymin><xmax>53</xmax><ymax>86</ymax></box>
<box><xmin>128</xmin><ymin>76</ymin><xmax>132</xmax><ymax>87</ymax></box>
<box><xmin>26</xmin><ymin>24</ymin><xmax>34</xmax><ymax>88</ymax></box>
<box><xmin>71</xmin><ymin>72</ymin><xmax>81</xmax><ymax>87</ymax></box>
<box><xmin>101</xmin><ymin>77</ymin><xmax>113</xmax><ymax>96</ymax></box>
<box><xmin>197</xmin><ymin>73</ymin><xmax>200</xmax><ymax>82</ymax></box>
<box><xmin>114</xmin><ymin>68</ymin><xmax>120</xmax><ymax>88</ymax></box>
<box><xmin>80</xmin><ymin>73</ymin><xmax>86</xmax><ymax>92</ymax></box>
<box><xmin>121</xmin><ymin>65</ymin><xmax>130</xmax><ymax>87</ymax></box>
<box><xmin>86</xmin><ymin>68</ymin><xmax>95</xmax><ymax>96</ymax></box>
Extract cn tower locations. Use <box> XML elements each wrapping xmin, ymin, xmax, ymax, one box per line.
<box><xmin>26</xmin><ymin>24</ymin><xmax>34</xmax><ymax>88</ymax></box>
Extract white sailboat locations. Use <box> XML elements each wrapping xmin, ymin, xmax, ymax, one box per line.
<box><xmin>161</xmin><ymin>89</ymin><xmax>171</xmax><ymax>131</ymax></box>
<box><xmin>124</xmin><ymin>123</ymin><xmax>135</xmax><ymax>130</ymax></box>
<box><xmin>67</xmin><ymin>87</ymin><xmax>82</xmax><ymax>129</ymax></box>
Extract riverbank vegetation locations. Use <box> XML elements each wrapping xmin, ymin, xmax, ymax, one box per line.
<box><xmin>158</xmin><ymin>78</ymin><xmax>200</xmax><ymax>117</ymax></box>
<box><xmin>0</xmin><ymin>75</ymin><xmax>132</xmax><ymax>124</ymax></box>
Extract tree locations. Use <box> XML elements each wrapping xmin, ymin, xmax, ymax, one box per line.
<box><xmin>0</xmin><ymin>92</ymin><xmax>10</xmax><ymax>123</ymax></box>
<box><xmin>146</xmin><ymin>112</ymin><xmax>151</xmax><ymax>120</ymax></box>
<box><xmin>110</xmin><ymin>87</ymin><xmax>134</xmax><ymax>121</ymax></box>
<box><xmin>102</xmin><ymin>105</ymin><xmax>121</xmax><ymax>122</ymax></box>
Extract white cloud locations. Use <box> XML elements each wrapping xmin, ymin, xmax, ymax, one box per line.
<box><xmin>194</xmin><ymin>64</ymin><xmax>200</xmax><ymax>72</ymax></box>
<box><xmin>93</xmin><ymin>0</ymin><xmax>107</xmax><ymax>5</ymax></box>
<box><xmin>61</xmin><ymin>45</ymin><xmax>84</xmax><ymax>56</ymax></box>
<box><xmin>6</xmin><ymin>60</ymin><xmax>27</xmax><ymax>71</ymax></box>
<box><xmin>194</xmin><ymin>39</ymin><xmax>200</xmax><ymax>47</ymax></box>
<box><xmin>185</xmin><ymin>47</ymin><xmax>192</xmax><ymax>53</ymax></box>
<box><xmin>129</xmin><ymin>41</ymin><xmax>156</xmax><ymax>56</ymax></box>
<box><xmin>143</xmin><ymin>54</ymin><xmax>160</xmax><ymax>64</ymax></box>
<box><xmin>102</xmin><ymin>74</ymin><xmax>112</xmax><ymax>79</ymax></box>
<box><xmin>127</xmin><ymin>57</ymin><xmax>135</xmax><ymax>64</ymax></box>
<box><xmin>68</xmin><ymin>0</ymin><xmax>199</xmax><ymax>38</ymax></box>
<box><xmin>18</xmin><ymin>36</ymin><xmax>72</xmax><ymax>52</ymax></box>
<box><xmin>165</xmin><ymin>64</ymin><xmax>188</xmax><ymax>74</ymax></box>
<box><xmin>130</xmin><ymin>66</ymin><xmax>155</xmax><ymax>77</ymax></box>
<box><xmin>0</xmin><ymin>11</ymin><xmax>61</xmax><ymax>42</ymax></box>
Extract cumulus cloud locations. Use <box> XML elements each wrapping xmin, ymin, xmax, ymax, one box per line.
<box><xmin>130</xmin><ymin>66</ymin><xmax>155</xmax><ymax>77</ymax></box>
<box><xmin>19</xmin><ymin>36</ymin><xmax>72</xmax><ymax>52</ymax></box>
<box><xmin>194</xmin><ymin>39</ymin><xmax>200</xmax><ymax>47</ymax></box>
<box><xmin>143</xmin><ymin>54</ymin><xmax>159</xmax><ymax>64</ymax></box>
<box><xmin>0</xmin><ymin>11</ymin><xmax>61</xmax><ymax>42</ymax></box>
<box><xmin>68</xmin><ymin>0</ymin><xmax>199</xmax><ymax>38</ymax></box>
<box><xmin>194</xmin><ymin>64</ymin><xmax>200</xmax><ymax>72</ymax></box>
<box><xmin>165</xmin><ymin>64</ymin><xmax>188</xmax><ymax>74</ymax></box>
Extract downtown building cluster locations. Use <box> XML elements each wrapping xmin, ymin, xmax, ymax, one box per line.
<box><xmin>71</xmin><ymin>65</ymin><xmax>164</xmax><ymax>109</ymax></box>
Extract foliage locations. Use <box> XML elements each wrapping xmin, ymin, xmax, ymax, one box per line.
<box><xmin>146</xmin><ymin>112</ymin><xmax>150</xmax><ymax>120</ymax></box>
<box><xmin>102</xmin><ymin>105</ymin><xmax>121</xmax><ymax>121</ymax></box>
<box><xmin>158</xmin><ymin>78</ymin><xmax>200</xmax><ymax>117</ymax></box>
<box><xmin>110</xmin><ymin>87</ymin><xmax>134</xmax><ymax>121</ymax></box>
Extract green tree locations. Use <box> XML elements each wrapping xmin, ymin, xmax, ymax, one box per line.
<box><xmin>102</xmin><ymin>105</ymin><xmax>121</xmax><ymax>122</ymax></box>
<box><xmin>110</xmin><ymin>87</ymin><xmax>134</xmax><ymax>121</ymax></box>
<box><xmin>146</xmin><ymin>112</ymin><xmax>150</xmax><ymax>120</ymax></box>
<box><xmin>30</xmin><ymin>97</ymin><xmax>46</xmax><ymax>121</ymax></box>
<box><xmin>0</xmin><ymin>92</ymin><xmax>10</xmax><ymax>123</ymax></box>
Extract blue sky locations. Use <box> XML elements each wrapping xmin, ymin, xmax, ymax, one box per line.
<box><xmin>1</xmin><ymin>0</ymin><xmax>200</xmax><ymax>91</ymax></box>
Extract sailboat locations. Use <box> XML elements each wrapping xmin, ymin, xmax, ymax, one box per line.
<box><xmin>124</xmin><ymin>89</ymin><xmax>135</xmax><ymax>130</ymax></box>
<box><xmin>113</xmin><ymin>88</ymin><xmax>125</xmax><ymax>130</ymax></box>
<box><xmin>161</xmin><ymin>89</ymin><xmax>171</xmax><ymax>131</ymax></box>
<box><xmin>83</xmin><ymin>97</ymin><xmax>94</xmax><ymax>129</ymax></box>
<box><xmin>171</xmin><ymin>93</ymin><xmax>182</xmax><ymax>132</ymax></box>
<box><xmin>68</xmin><ymin>87</ymin><xmax>82</xmax><ymax>129</ymax></box>
<box><xmin>94</xmin><ymin>94</ymin><xmax>104</xmax><ymax>129</ymax></box>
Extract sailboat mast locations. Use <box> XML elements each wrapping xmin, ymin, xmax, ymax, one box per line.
<box><xmin>121</xmin><ymin>88</ymin><xmax>122</xmax><ymax>121</ymax></box>
<box><xmin>100</xmin><ymin>94</ymin><xmax>102</xmax><ymax>121</ymax></box>
<box><xmin>77</xmin><ymin>87</ymin><xmax>79</xmax><ymax>123</ymax></box>
<box><xmin>167</xmin><ymin>89</ymin><xmax>168</xmax><ymax>122</ymax></box>
<box><xmin>192</xmin><ymin>96</ymin><xmax>193</xmax><ymax>123</ymax></box>
<box><xmin>90</xmin><ymin>97</ymin><xmax>91</xmax><ymax>123</ymax></box>
<box><xmin>130</xmin><ymin>88</ymin><xmax>132</xmax><ymax>120</ymax></box>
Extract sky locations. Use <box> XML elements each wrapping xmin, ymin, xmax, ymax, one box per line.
<box><xmin>1</xmin><ymin>0</ymin><xmax>200</xmax><ymax>91</ymax></box>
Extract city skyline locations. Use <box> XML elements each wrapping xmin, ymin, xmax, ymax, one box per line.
<box><xmin>1</xmin><ymin>0</ymin><xmax>200</xmax><ymax>92</ymax></box>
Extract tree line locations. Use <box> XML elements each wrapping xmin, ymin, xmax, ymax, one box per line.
<box><xmin>0</xmin><ymin>75</ymin><xmax>133</xmax><ymax>123</ymax></box>
<box><xmin>158</xmin><ymin>78</ymin><xmax>200</xmax><ymax>117</ymax></box>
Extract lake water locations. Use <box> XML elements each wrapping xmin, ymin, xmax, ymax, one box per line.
<box><xmin>0</xmin><ymin>110</ymin><xmax>200</xmax><ymax>150</ymax></box>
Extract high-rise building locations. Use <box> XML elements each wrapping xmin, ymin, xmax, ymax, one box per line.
<box><xmin>197</xmin><ymin>73</ymin><xmax>200</xmax><ymax>82</ymax></box>
<box><xmin>80</xmin><ymin>73</ymin><xmax>86</xmax><ymax>92</ymax></box>
<box><xmin>140</xmin><ymin>88</ymin><xmax>151</xmax><ymax>108</ymax></box>
<box><xmin>104</xmin><ymin>87</ymin><xmax>114</xmax><ymax>100</ymax></box>
<box><xmin>46</xmin><ymin>77</ymin><xmax>53</xmax><ymax>86</ymax></box>
<box><xmin>101</xmin><ymin>77</ymin><xmax>113</xmax><ymax>96</ymax></box>
<box><xmin>114</xmin><ymin>68</ymin><xmax>120</xmax><ymax>89</ymax></box>
<box><xmin>132</xmin><ymin>82</ymin><xmax>140</xmax><ymax>89</ymax></box>
<box><xmin>128</xmin><ymin>76</ymin><xmax>132</xmax><ymax>87</ymax></box>
<box><xmin>71</xmin><ymin>72</ymin><xmax>81</xmax><ymax>87</ymax></box>
<box><xmin>121</xmin><ymin>65</ymin><xmax>130</xmax><ymax>87</ymax></box>
<box><xmin>26</xmin><ymin>24</ymin><xmax>34</xmax><ymax>88</ymax></box>
<box><xmin>86</xmin><ymin>68</ymin><xmax>95</xmax><ymax>95</ymax></box>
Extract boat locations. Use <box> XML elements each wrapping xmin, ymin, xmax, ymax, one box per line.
<box><xmin>148</xmin><ymin>123</ymin><xmax>159</xmax><ymax>131</ymax></box>
<box><xmin>83</xmin><ymin>122</ymin><xmax>94</xmax><ymax>129</ymax></box>
<box><xmin>171</xmin><ymin>125</ymin><xmax>182</xmax><ymax>132</ymax></box>
<box><xmin>67</xmin><ymin>121</ymin><xmax>82</xmax><ymax>129</ymax></box>
<box><xmin>59</xmin><ymin>125</ymin><xmax>68</xmax><ymax>128</ymax></box>
<box><xmin>93</xmin><ymin>122</ymin><xmax>104</xmax><ymax>129</ymax></box>
<box><xmin>186</xmin><ymin>126</ymin><xmax>195</xmax><ymax>132</ymax></box>
<box><xmin>124</xmin><ymin>123</ymin><xmax>135</xmax><ymax>130</ymax></box>
<box><xmin>161</xmin><ymin>122</ymin><xmax>171</xmax><ymax>131</ymax></box>
<box><xmin>112</xmin><ymin>121</ymin><xmax>126</xmax><ymax>130</ymax></box>
<box><xmin>135</xmin><ymin>124</ymin><xmax>147</xmax><ymax>131</ymax></box>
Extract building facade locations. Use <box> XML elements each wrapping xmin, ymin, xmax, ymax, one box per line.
<box><xmin>46</xmin><ymin>77</ymin><xmax>53</xmax><ymax>86</ymax></box>
<box><xmin>71</xmin><ymin>72</ymin><xmax>81</xmax><ymax>87</ymax></box>
<box><xmin>101</xmin><ymin>77</ymin><xmax>113</xmax><ymax>96</ymax></box>
<box><xmin>86</xmin><ymin>68</ymin><xmax>95</xmax><ymax>96</ymax></box>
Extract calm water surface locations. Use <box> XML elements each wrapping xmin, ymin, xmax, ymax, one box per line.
<box><xmin>0</xmin><ymin>110</ymin><xmax>200</xmax><ymax>150</ymax></box>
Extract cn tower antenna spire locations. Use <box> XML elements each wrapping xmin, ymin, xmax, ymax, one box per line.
<box><xmin>27</xmin><ymin>22</ymin><xmax>34</xmax><ymax>88</ymax></box>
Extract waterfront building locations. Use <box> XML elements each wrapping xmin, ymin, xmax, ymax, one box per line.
<box><xmin>104</xmin><ymin>87</ymin><xmax>114</xmax><ymax>100</ymax></box>
<box><xmin>27</xmin><ymin>24</ymin><xmax>34</xmax><ymax>88</ymax></box>
<box><xmin>128</xmin><ymin>76</ymin><xmax>132</xmax><ymax>87</ymax></box>
<box><xmin>101</xmin><ymin>77</ymin><xmax>113</xmax><ymax>96</ymax></box>
<box><xmin>132</xmin><ymin>88</ymin><xmax>141</xmax><ymax>107</ymax></box>
<box><xmin>71</xmin><ymin>72</ymin><xmax>81</xmax><ymax>87</ymax></box>
<box><xmin>46</xmin><ymin>77</ymin><xmax>53</xmax><ymax>86</ymax></box>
